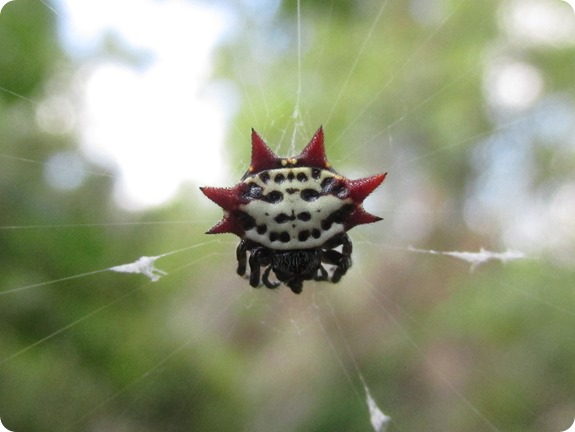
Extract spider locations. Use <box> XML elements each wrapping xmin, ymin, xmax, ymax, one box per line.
<box><xmin>200</xmin><ymin>127</ymin><xmax>386</xmax><ymax>294</ymax></box>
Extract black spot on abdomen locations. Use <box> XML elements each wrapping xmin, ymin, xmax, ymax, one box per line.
<box><xmin>235</xmin><ymin>211</ymin><xmax>256</xmax><ymax>231</ymax></box>
<box><xmin>320</xmin><ymin>204</ymin><xmax>354</xmax><ymax>231</ymax></box>
<box><xmin>243</xmin><ymin>183</ymin><xmax>263</xmax><ymax>200</ymax></box>
<box><xmin>301</xmin><ymin>189</ymin><xmax>320</xmax><ymax>202</ymax></box>
<box><xmin>322</xmin><ymin>177</ymin><xmax>348</xmax><ymax>197</ymax></box>
<box><xmin>298</xmin><ymin>230</ymin><xmax>310</xmax><ymax>242</ymax></box>
<box><xmin>261</xmin><ymin>191</ymin><xmax>283</xmax><ymax>203</ymax></box>
<box><xmin>257</xmin><ymin>224</ymin><xmax>267</xmax><ymax>234</ymax></box>
<box><xmin>274</xmin><ymin>213</ymin><xmax>296</xmax><ymax>224</ymax></box>
<box><xmin>259</xmin><ymin>172</ymin><xmax>270</xmax><ymax>183</ymax></box>
<box><xmin>297</xmin><ymin>212</ymin><xmax>311</xmax><ymax>221</ymax></box>
<box><xmin>269</xmin><ymin>231</ymin><xmax>291</xmax><ymax>243</ymax></box>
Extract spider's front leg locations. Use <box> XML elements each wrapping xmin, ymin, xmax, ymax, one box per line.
<box><xmin>322</xmin><ymin>250</ymin><xmax>351</xmax><ymax>283</ymax></box>
<box><xmin>314</xmin><ymin>265</ymin><xmax>328</xmax><ymax>281</ymax></box>
<box><xmin>286</xmin><ymin>278</ymin><xmax>303</xmax><ymax>294</ymax></box>
<box><xmin>321</xmin><ymin>233</ymin><xmax>353</xmax><ymax>283</ymax></box>
<box><xmin>236</xmin><ymin>239</ymin><xmax>248</xmax><ymax>277</ymax></box>
<box><xmin>247</xmin><ymin>246</ymin><xmax>274</xmax><ymax>288</ymax></box>
<box><xmin>262</xmin><ymin>266</ymin><xmax>280</xmax><ymax>289</ymax></box>
<box><xmin>248</xmin><ymin>250</ymin><xmax>262</xmax><ymax>287</ymax></box>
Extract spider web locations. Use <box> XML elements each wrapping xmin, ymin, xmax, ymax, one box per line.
<box><xmin>0</xmin><ymin>0</ymin><xmax>574</xmax><ymax>431</ymax></box>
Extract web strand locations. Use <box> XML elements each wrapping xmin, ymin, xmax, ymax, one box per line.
<box><xmin>1</xmin><ymin>1</ymin><xmax>573</xmax><ymax>430</ymax></box>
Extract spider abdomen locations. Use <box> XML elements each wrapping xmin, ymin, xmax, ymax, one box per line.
<box><xmin>240</xmin><ymin>167</ymin><xmax>352</xmax><ymax>250</ymax></box>
<box><xmin>200</xmin><ymin>126</ymin><xmax>386</xmax><ymax>293</ymax></box>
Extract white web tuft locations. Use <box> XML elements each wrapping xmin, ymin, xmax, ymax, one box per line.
<box><xmin>109</xmin><ymin>255</ymin><xmax>168</xmax><ymax>282</ymax></box>
<box><xmin>408</xmin><ymin>246</ymin><xmax>527</xmax><ymax>271</ymax></box>
<box><xmin>364</xmin><ymin>384</ymin><xmax>391</xmax><ymax>432</ymax></box>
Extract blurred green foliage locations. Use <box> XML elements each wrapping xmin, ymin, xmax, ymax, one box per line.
<box><xmin>1</xmin><ymin>0</ymin><xmax>574</xmax><ymax>431</ymax></box>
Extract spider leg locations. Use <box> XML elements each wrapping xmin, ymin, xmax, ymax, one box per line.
<box><xmin>248</xmin><ymin>250</ymin><xmax>262</xmax><ymax>287</ymax></box>
<box><xmin>287</xmin><ymin>279</ymin><xmax>303</xmax><ymax>294</ymax></box>
<box><xmin>321</xmin><ymin>234</ymin><xmax>353</xmax><ymax>283</ymax></box>
<box><xmin>340</xmin><ymin>233</ymin><xmax>353</xmax><ymax>256</ymax></box>
<box><xmin>236</xmin><ymin>239</ymin><xmax>248</xmax><ymax>277</ymax></box>
<box><xmin>315</xmin><ymin>264</ymin><xmax>328</xmax><ymax>281</ymax></box>
<box><xmin>322</xmin><ymin>250</ymin><xmax>351</xmax><ymax>283</ymax></box>
<box><xmin>262</xmin><ymin>265</ymin><xmax>280</xmax><ymax>289</ymax></box>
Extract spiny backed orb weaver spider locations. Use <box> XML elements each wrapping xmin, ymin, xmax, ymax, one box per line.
<box><xmin>200</xmin><ymin>127</ymin><xmax>386</xmax><ymax>294</ymax></box>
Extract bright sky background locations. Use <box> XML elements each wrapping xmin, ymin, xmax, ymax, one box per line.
<box><xmin>56</xmin><ymin>0</ymin><xmax>234</xmax><ymax>210</ymax></box>
<box><xmin>5</xmin><ymin>0</ymin><xmax>570</xmax><ymax>218</ymax></box>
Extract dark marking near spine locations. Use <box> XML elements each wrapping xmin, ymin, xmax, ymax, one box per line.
<box><xmin>331</xmin><ymin>181</ymin><xmax>348</xmax><ymax>198</ymax></box>
<box><xmin>321</xmin><ymin>177</ymin><xmax>348</xmax><ymax>198</ymax></box>
<box><xmin>301</xmin><ymin>189</ymin><xmax>320</xmax><ymax>202</ymax></box>
<box><xmin>259</xmin><ymin>172</ymin><xmax>270</xmax><ymax>183</ymax></box>
<box><xmin>261</xmin><ymin>191</ymin><xmax>283</xmax><ymax>203</ymax></box>
<box><xmin>321</xmin><ymin>204</ymin><xmax>354</xmax><ymax>231</ymax></box>
<box><xmin>235</xmin><ymin>211</ymin><xmax>256</xmax><ymax>231</ymax></box>
<box><xmin>243</xmin><ymin>183</ymin><xmax>263</xmax><ymax>200</ymax></box>
<box><xmin>320</xmin><ymin>177</ymin><xmax>334</xmax><ymax>189</ymax></box>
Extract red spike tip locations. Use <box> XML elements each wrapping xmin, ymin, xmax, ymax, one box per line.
<box><xmin>297</xmin><ymin>126</ymin><xmax>329</xmax><ymax>169</ymax></box>
<box><xmin>348</xmin><ymin>172</ymin><xmax>387</xmax><ymax>204</ymax></box>
<box><xmin>200</xmin><ymin>185</ymin><xmax>249</xmax><ymax>237</ymax></box>
<box><xmin>205</xmin><ymin>215</ymin><xmax>244</xmax><ymax>236</ymax></box>
<box><xmin>199</xmin><ymin>184</ymin><xmax>248</xmax><ymax>212</ymax></box>
<box><xmin>249</xmin><ymin>129</ymin><xmax>280</xmax><ymax>175</ymax></box>
<box><xmin>345</xmin><ymin>207</ymin><xmax>383</xmax><ymax>230</ymax></box>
